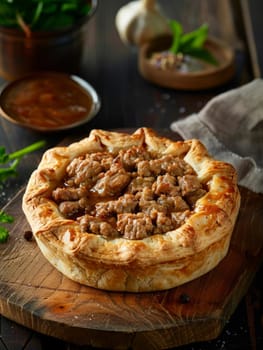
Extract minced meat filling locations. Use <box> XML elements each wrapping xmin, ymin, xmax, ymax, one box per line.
<box><xmin>51</xmin><ymin>146</ymin><xmax>207</xmax><ymax>240</ymax></box>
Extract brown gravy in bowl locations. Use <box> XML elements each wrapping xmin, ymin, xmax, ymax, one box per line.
<box><xmin>0</xmin><ymin>72</ymin><xmax>100</xmax><ymax>131</ymax></box>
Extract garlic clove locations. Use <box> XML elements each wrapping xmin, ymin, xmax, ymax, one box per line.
<box><xmin>115</xmin><ymin>0</ymin><xmax>171</xmax><ymax>46</ymax></box>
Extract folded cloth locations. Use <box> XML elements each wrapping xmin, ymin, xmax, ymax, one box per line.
<box><xmin>170</xmin><ymin>79</ymin><xmax>263</xmax><ymax>194</ymax></box>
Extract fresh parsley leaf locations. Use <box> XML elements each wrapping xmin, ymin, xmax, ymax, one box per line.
<box><xmin>31</xmin><ymin>1</ymin><xmax>44</xmax><ymax>27</ymax></box>
<box><xmin>0</xmin><ymin>162</ymin><xmax>18</xmax><ymax>184</ymax></box>
<box><xmin>0</xmin><ymin>140</ymin><xmax>45</xmax><ymax>186</ymax></box>
<box><xmin>183</xmin><ymin>46</ymin><xmax>219</xmax><ymax>66</ymax></box>
<box><xmin>0</xmin><ymin>146</ymin><xmax>9</xmax><ymax>163</ymax></box>
<box><xmin>0</xmin><ymin>140</ymin><xmax>45</xmax><ymax>242</ymax></box>
<box><xmin>0</xmin><ymin>210</ymin><xmax>14</xmax><ymax>224</ymax></box>
<box><xmin>169</xmin><ymin>20</ymin><xmax>183</xmax><ymax>55</ymax></box>
<box><xmin>169</xmin><ymin>20</ymin><xmax>218</xmax><ymax>65</ymax></box>
<box><xmin>0</xmin><ymin>0</ymin><xmax>93</xmax><ymax>33</ymax></box>
<box><xmin>0</xmin><ymin>227</ymin><xmax>9</xmax><ymax>243</ymax></box>
<box><xmin>179</xmin><ymin>24</ymin><xmax>209</xmax><ymax>50</ymax></box>
<box><xmin>6</xmin><ymin>140</ymin><xmax>46</xmax><ymax>162</ymax></box>
<box><xmin>0</xmin><ymin>210</ymin><xmax>14</xmax><ymax>243</ymax></box>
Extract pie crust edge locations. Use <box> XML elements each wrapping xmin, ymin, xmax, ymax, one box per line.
<box><xmin>22</xmin><ymin>127</ymin><xmax>241</xmax><ymax>292</ymax></box>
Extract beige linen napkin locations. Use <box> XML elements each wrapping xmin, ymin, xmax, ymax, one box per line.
<box><xmin>171</xmin><ymin>79</ymin><xmax>263</xmax><ymax>194</ymax></box>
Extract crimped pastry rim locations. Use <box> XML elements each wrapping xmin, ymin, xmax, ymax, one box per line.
<box><xmin>22</xmin><ymin>128</ymin><xmax>240</xmax><ymax>291</ymax></box>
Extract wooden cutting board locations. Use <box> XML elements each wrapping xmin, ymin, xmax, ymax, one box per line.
<box><xmin>0</xmin><ymin>185</ymin><xmax>263</xmax><ymax>350</ymax></box>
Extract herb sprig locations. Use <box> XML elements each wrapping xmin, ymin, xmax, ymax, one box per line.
<box><xmin>169</xmin><ymin>20</ymin><xmax>218</xmax><ymax>65</ymax></box>
<box><xmin>0</xmin><ymin>210</ymin><xmax>14</xmax><ymax>243</ymax></box>
<box><xmin>0</xmin><ymin>0</ymin><xmax>92</xmax><ymax>36</ymax></box>
<box><xmin>0</xmin><ymin>140</ymin><xmax>45</xmax><ymax>243</ymax></box>
<box><xmin>0</xmin><ymin>140</ymin><xmax>45</xmax><ymax>184</ymax></box>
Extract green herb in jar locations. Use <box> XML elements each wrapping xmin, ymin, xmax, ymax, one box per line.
<box><xmin>0</xmin><ymin>0</ymin><xmax>92</xmax><ymax>35</ymax></box>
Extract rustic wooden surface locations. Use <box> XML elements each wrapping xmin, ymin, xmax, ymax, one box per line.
<box><xmin>0</xmin><ymin>185</ymin><xmax>262</xmax><ymax>350</ymax></box>
<box><xmin>0</xmin><ymin>1</ymin><xmax>263</xmax><ymax>349</ymax></box>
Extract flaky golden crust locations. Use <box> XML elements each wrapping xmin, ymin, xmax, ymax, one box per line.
<box><xmin>22</xmin><ymin>128</ymin><xmax>240</xmax><ymax>292</ymax></box>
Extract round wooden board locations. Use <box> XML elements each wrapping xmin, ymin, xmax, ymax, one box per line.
<box><xmin>1</xmin><ymin>186</ymin><xmax>263</xmax><ymax>349</ymax></box>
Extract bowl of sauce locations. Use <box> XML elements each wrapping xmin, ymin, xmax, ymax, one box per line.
<box><xmin>0</xmin><ymin>71</ymin><xmax>100</xmax><ymax>131</ymax></box>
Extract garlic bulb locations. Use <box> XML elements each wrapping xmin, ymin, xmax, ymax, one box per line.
<box><xmin>115</xmin><ymin>0</ymin><xmax>171</xmax><ymax>46</ymax></box>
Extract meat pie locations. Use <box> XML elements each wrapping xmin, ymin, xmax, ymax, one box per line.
<box><xmin>22</xmin><ymin>128</ymin><xmax>240</xmax><ymax>292</ymax></box>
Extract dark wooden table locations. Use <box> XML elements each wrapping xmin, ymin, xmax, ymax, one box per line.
<box><xmin>0</xmin><ymin>1</ymin><xmax>263</xmax><ymax>349</ymax></box>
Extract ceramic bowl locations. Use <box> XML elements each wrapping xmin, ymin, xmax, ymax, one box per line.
<box><xmin>0</xmin><ymin>72</ymin><xmax>100</xmax><ymax>131</ymax></box>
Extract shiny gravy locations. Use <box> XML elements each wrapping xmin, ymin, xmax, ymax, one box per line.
<box><xmin>1</xmin><ymin>73</ymin><xmax>93</xmax><ymax>129</ymax></box>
